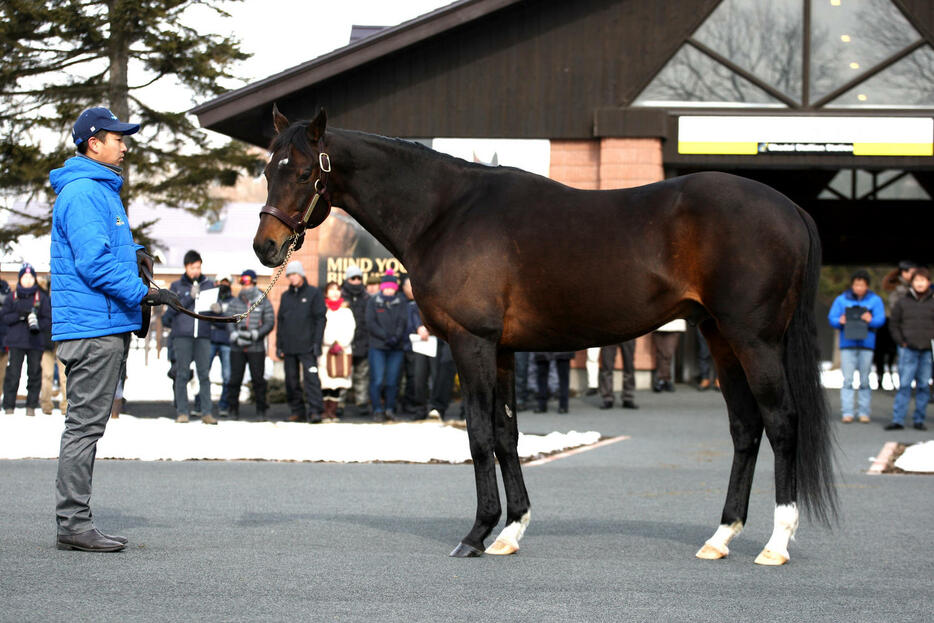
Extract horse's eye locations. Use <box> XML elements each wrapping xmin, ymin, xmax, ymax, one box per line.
<box><xmin>297</xmin><ymin>169</ymin><xmax>312</xmax><ymax>182</ymax></box>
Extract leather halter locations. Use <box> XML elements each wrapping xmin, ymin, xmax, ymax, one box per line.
<box><xmin>259</xmin><ymin>151</ymin><xmax>332</xmax><ymax>234</ymax></box>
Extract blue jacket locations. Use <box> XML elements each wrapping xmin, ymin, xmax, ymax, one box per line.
<box><xmin>828</xmin><ymin>289</ymin><xmax>886</xmax><ymax>350</ymax></box>
<box><xmin>49</xmin><ymin>157</ymin><xmax>148</xmax><ymax>340</ymax></box>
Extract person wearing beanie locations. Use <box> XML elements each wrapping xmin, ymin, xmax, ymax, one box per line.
<box><xmin>162</xmin><ymin>249</ymin><xmax>217</xmax><ymax>425</ymax></box>
<box><xmin>365</xmin><ymin>274</ymin><xmax>381</xmax><ymax>296</ymax></box>
<box><xmin>49</xmin><ymin>106</ymin><xmax>179</xmax><ymax>554</ymax></box>
<box><xmin>0</xmin><ymin>278</ymin><xmax>10</xmax><ymax>402</ymax></box>
<box><xmin>340</xmin><ymin>265</ymin><xmax>370</xmax><ymax>415</ymax></box>
<box><xmin>225</xmin><ymin>268</ymin><xmax>275</xmax><ymax>419</ymax></box>
<box><xmin>887</xmin><ymin>267</ymin><xmax>934</xmax><ymax>431</ymax></box>
<box><xmin>2</xmin><ymin>263</ymin><xmax>52</xmax><ymax>416</ymax></box>
<box><xmin>364</xmin><ymin>269</ymin><xmax>408</xmax><ymax>421</ymax></box>
<box><xmin>276</xmin><ymin>261</ymin><xmax>326</xmax><ymax>423</ymax></box>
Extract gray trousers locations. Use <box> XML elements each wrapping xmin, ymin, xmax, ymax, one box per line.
<box><xmin>599</xmin><ymin>341</ymin><xmax>635</xmax><ymax>403</ymax></box>
<box><xmin>173</xmin><ymin>336</ymin><xmax>212</xmax><ymax>415</ymax></box>
<box><xmin>55</xmin><ymin>333</ymin><xmax>129</xmax><ymax>535</ymax></box>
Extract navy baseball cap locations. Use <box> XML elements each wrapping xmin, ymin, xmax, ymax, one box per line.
<box><xmin>72</xmin><ymin>107</ymin><xmax>140</xmax><ymax>145</ymax></box>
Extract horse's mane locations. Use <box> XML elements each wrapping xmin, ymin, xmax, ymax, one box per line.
<box><xmin>270</xmin><ymin>121</ymin><xmax>531</xmax><ymax>177</ymax></box>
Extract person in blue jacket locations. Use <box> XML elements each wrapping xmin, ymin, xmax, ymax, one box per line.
<box><xmin>828</xmin><ymin>269</ymin><xmax>886</xmax><ymax>423</ymax></box>
<box><xmin>49</xmin><ymin>106</ymin><xmax>178</xmax><ymax>553</ymax></box>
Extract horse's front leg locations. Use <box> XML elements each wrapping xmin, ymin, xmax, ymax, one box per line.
<box><xmin>447</xmin><ymin>333</ymin><xmax>501</xmax><ymax>557</ymax></box>
<box><xmin>486</xmin><ymin>349</ymin><xmax>531</xmax><ymax>555</ymax></box>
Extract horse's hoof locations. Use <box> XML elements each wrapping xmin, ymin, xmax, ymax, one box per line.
<box><xmin>485</xmin><ymin>537</ymin><xmax>519</xmax><ymax>556</ymax></box>
<box><xmin>449</xmin><ymin>542</ymin><xmax>484</xmax><ymax>558</ymax></box>
<box><xmin>754</xmin><ymin>549</ymin><xmax>789</xmax><ymax>566</ymax></box>
<box><xmin>695</xmin><ymin>542</ymin><xmax>728</xmax><ymax>559</ymax></box>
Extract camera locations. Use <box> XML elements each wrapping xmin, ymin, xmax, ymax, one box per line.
<box><xmin>27</xmin><ymin>310</ymin><xmax>40</xmax><ymax>334</ymax></box>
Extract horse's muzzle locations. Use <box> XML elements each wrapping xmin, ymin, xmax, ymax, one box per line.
<box><xmin>253</xmin><ymin>237</ymin><xmax>289</xmax><ymax>268</ymax></box>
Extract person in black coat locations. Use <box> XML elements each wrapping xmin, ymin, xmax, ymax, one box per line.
<box><xmin>365</xmin><ymin>270</ymin><xmax>408</xmax><ymax>421</ymax></box>
<box><xmin>340</xmin><ymin>265</ymin><xmax>369</xmax><ymax>412</ymax></box>
<box><xmin>276</xmin><ymin>261</ymin><xmax>326</xmax><ymax>423</ymax></box>
<box><xmin>0</xmin><ymin>278</ymin><xmax>10</xmax><ymax>399</ymax></box>
<box><xmin>533</xmin><ymin>351</ymin><xmax>574</xmax><ymax>414</ymax></box>
<box><xmin>2</xmin><ymin>264</ymin><xmax>52</xmax><ymax>415</ymax></box>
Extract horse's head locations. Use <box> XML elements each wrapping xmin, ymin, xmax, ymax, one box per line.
<box><xmin>253</xmin><ymin>105</ymin><xmax>332</xmax><ymax>267</ymax></box>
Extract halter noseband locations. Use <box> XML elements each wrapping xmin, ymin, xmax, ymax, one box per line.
<box><xmin>260</xmin><ymin>151</ymin><xmax>332</xmax><ymax>234</ymax></box>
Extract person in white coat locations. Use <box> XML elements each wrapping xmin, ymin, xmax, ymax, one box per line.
<box><xmin>319</xmin><ymin>281</ymin><xmax>356</xmax><ymax>422</ymax></box>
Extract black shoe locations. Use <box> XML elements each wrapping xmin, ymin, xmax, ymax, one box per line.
<box><xmin>663</xmin><ymin>381</ymin><xmax>676</xmax><ymax>393</ymax></box>
<box><xmin>256</xmin><ymin>409</ymin><xmax>267</xmax><ymax>421</ymax></box>
<box><xmin>599</xmin><ymin>401</ymin><xmax>613</xmax><ymax>410</ymax></box>
<box><xmin>372</xmin><ymin>411</ymin><xmax>385</xmax><ymax>423</ymax></box>
<box><xmin>101</xmin><ymin>532</ymin><xmax>128</xmax><ymax>545</ymax></box>
<box><xmin>57</xmin><ymin>529</ymin><xmax>125</xmax><ymax>552</ymax></box>
<box><xmin>385</xmin><ymin>410</ymin><xmax>396</xmax><ymax>422</ymax></box>
<box><xmin>652</xmin><ymin>381</ymin><xmax>663</xmax><ymax>393</ymax></box>
<box><xmin>622</xmin><ymin>400</ymin><xmax>639</xmax><ymax>409</ymax></box>
<box><xmin>884</xmin><ymin>422</ymin><xmax>904</xmax><ymax>430</ymax></box>
<box><xmin>309</xmin><ymin>413</ymin><xmax>322</xmax><ymax>424</ymax></box>
<box><xmin>914</xmin><ymin>422</ymin><xmax>928</xmax><ymax>431</ymax></box>
<box><xmin>557</xmin><ymin>406</ymin><xmax>568</xmax><ymax>414</ymax></box>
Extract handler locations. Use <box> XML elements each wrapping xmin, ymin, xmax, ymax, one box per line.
<box><xmin>50</xmin><ymin>107</ymin><xmax>178</xmax><ymax>552</ymax></box>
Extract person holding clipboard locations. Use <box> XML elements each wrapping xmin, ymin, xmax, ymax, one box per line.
<box><xmin>828</xmin><ymin>270</ymin><xmax>886</xmax><ymax>423</ymax></box>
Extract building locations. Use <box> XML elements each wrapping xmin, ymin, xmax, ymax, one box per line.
<box><xmin>192</xmin><ymin>0</ymin><xmax>934</xmax><ymax>384</ymax></box>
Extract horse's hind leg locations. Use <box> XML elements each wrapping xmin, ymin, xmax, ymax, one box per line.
<box><xmin>447</xmin><ymin>332</ymin><xmax>502</xmax><ymax>557</ymax></box>
<box><xmin>696</xmin><ymin>321</ymin><xmax>764</xmax><ymax>560</ymax></box>
<box><xmin>732</xmin><ymin>341</ymin><xmax>800</xmax><ymax>566</ymax></box>
<box><xmin>486</xmin><ymin>350</ymin><xmax>531</xmax><ymax>555</ymax></box>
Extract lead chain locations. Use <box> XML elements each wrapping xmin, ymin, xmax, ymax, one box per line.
<box><xmin>233</xmin><ymin>235</ymin><xmax>300</xmax><ymax>322</ymax></box>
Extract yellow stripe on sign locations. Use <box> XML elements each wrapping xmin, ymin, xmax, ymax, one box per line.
<box><xmin>678</xmin><ymin>141</ymin><xmax>759</xmax><ymax>155</ymax></box>
<box><xmin>852</xmin><ymin>142</ymin><xmax>933</xmax><ymax>156</ymax></box>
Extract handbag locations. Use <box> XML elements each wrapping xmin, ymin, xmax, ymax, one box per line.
<box><xmin>326</xmin><ymin>349</ymin><xmax>353</xmax><ymax>378</ymax></box>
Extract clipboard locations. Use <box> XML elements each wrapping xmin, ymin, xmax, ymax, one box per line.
<box><xmin>194</xmin><ymin>287</ymin><xmax>219</xmax><ymax>313</ymax></box>
<box><xmin>844</xmin><ymin>305</ymin><xmax>869</xmax><ymax>341</ymax></box>
<box><xmin>409</xmin><ymin>334</ymin><xmax>438</xmax><ymax>357</ymax></box>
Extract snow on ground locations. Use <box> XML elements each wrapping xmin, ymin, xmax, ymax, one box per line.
<box><xmin>0</xmin><ymin>409</ymin><xmax>602</xmax><ymax>464</ymax></box>
<box><xmin>894</xmin><ymin>440</ymin><xmax>934</xmax><ymax>473</ymax></box>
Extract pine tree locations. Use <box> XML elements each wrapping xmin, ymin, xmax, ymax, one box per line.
<box><xmin>0</xmin><ymin>0</ymin><xmax>264</xmax><ymax>250</ymax></box>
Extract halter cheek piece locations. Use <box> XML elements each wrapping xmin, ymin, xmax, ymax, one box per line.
<box><xmin>259</xmin><ymin>151</ymin><xmax>332</xmax><ymax>235</ymax></box>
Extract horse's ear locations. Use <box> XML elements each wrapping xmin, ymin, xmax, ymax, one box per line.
<box><xmin>272</xmin><ymin>104</ymin><xmax>290</xmax><ymax>135</ymax></box>
<box><xmin>307</xmin><ymin>108</ymin><xmax>327</xmax><ymax>142</ymax></box>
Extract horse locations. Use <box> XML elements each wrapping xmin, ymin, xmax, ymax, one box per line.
<box><xmin>253</xmin><ymin>106</ymin><xmax>836</xmax><ymax>565</ymax></box>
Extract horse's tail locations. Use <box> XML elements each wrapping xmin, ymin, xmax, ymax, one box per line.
<box><xmin>785</xmin><ymin>207</ymin><xmax>838</xmax><ymax>525</ymax></box>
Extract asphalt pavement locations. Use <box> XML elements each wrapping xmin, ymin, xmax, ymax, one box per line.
<box><xmin>1</xmin><ymin>387</ymin><xmax>931</xmax><ymax>622</ymax></box>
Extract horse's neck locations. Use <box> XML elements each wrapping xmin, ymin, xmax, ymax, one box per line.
<box><xmin>329</xmin><ymin>131</ymin><xmax>457</xmax><ymax>263</ymax></box>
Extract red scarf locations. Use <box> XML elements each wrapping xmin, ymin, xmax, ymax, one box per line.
<box><xmin>326</xmin><ymin>297</ymin><xmax>344</xmax><ymax>311</ymax></box>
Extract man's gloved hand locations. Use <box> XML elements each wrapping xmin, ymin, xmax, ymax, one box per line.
<box><xmin>136</xmin><ymin>248</ymin><xmax>154</xmax><ymax>279</ymax></box>
<box><xmin>142</xmin><ymin>286</ymin><xmax>181</xmax><ymax>307</ymax></box>
<box><xmin>189</xmin><ymin>282</ymin><xmax>201</xmax><ymax>299</ymax></box>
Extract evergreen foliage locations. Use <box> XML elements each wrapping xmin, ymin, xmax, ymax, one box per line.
<box><xmin>0</xmin><ymin>0</ymin><xmax>265</xmax><ymax>250</ymax></box>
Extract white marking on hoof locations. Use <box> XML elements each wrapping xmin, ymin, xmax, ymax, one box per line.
<box><xmin>696</xmin><ymin>521</ymin><xmax>743</xmax><ymax>559</ymax></box>
<box><xmin>505</xmin><ymin>405</ymin><xmax>512</xmax><ymax>418</ymax></box>
<box><xmin>485</xmin><ymin>510</ymin><xmax>530</xmax><ymax>556</ymax></box>
<box><xmin>757</xmin><ymin>503</ymin><xmax>798</xmax><ymax>565</ymax></box>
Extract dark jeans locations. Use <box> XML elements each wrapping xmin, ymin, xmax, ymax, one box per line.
<box><xmin>2</xmin><ymin>347</ymin><xmax>42</xmax><ymax>409</ymax></box>
<box><xmin>210</xmin><ymin>343</ymin><xmax>231</xmax><ymax>409</ymax></box>
<box><xmin>173</xmin><ymin>336</ymin><xmax>212</xmax><ymax>416</ymax></box>
<box><xmin>368</xmin><ymin>348</ymin><xmax>404</xmax><ymax>414</ymax></box>
<box><xmin>401</xmin><ymin>351</ymin><xmax>418</xmax><ymax>411</ymax></box>
<box><xmin>515</xmin><ymin>351</ymin><xmax>531</xmax><ymax>406</ymax></box>
<box><xmin>227</xmin><ymin>349</ymin><xmax>267</xmax><ymax>413</ymax></box>
<box><xmin>283</xmin><ymin>351</ymin><xmax>323</xmax><ymax>418</ymax></box>
<box><xmin>537</xmin><ymin>358</ymin><xmax>569</xmax><ymax>410</ymax></box>
<box><xmin>411</xmin><ymin>341</ymin><xmax>457</xmax><ymax>416</ymax></box>
<box><xmin>599</xmin><ymin>341</ymin><xmax>635</xmax><ymax>403</ymax></box>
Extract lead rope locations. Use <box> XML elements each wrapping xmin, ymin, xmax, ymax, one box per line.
<box><xmin>231</xmin><ymin>234</ymin><xmax>300</xmax><ymax>322</ymax></box>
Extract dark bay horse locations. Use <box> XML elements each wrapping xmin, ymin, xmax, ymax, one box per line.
<box><xmin>254</xmin><ymin>107</ymin><xmax>836</xmax><ymax>565</ymax></box>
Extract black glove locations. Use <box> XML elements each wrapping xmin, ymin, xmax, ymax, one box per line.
<box><xmin>136</xmin><ymin>248</ymin><xmax>154</xmax><ymax>279</ymax></box>
<box><xmin>142</xmin><ymin>287</ymin><xmax>180</xmax><ymax>307</ymax></box>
